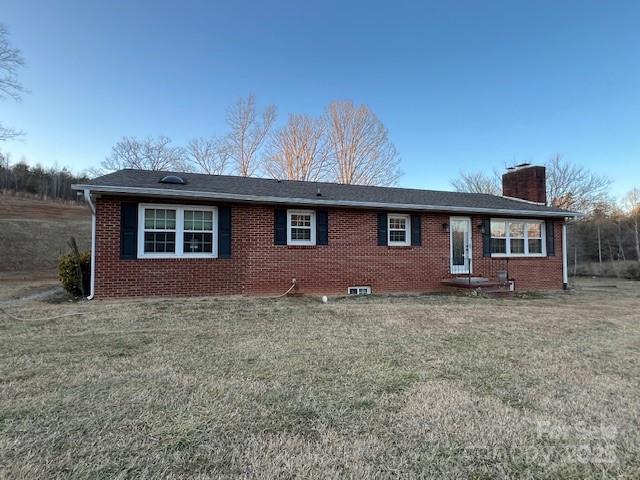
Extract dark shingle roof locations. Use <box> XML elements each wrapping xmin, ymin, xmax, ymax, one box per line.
<box><xmin>73</xmin><ymin>169</ymin><xmax>576</xmax><ymax>217</ymax></box>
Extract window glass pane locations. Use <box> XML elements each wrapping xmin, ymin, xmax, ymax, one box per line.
<box><xmin>165</xmin><ymin>210</ymin><xmax>176</xmax><ymax>229</ymax></box>
<box><xmin>155</xmin><ymin>209</ymin><xmax>165</xmax><ymax>229</ymax></box>
<box><xmin>527</xmin><ymin>223</ymin><xmax>541</xmax><ymax>238</ymax></box>
<box><xmin>291</xmin><ymin>214</ymin><xmax>311</xmax><ymax>227</ymax></box>
<box><xmin>511</xmin><ymin>238</ymin><xmax>525</xmax><ymax>254</ymax></box>
<box><xmin>144</xmin><ymin>232</ymin><xmax>176</xmax><ymax>253</ymax></box>
<box><xmin>389</xmin><ymin>230</ymin><xmax>406</xmax><ymax>243</ymax></box>
<box><xmin>184</xmin><ymin>210</ymin><xmax>213</xmax><ymax>231</ymax></box>
<box><xmin>291</xmin><ymin>227</ymin><xmax>311</xmax><ymax>240</ymax></box>
<box><xmin>491</xmin><ymin>238</ymin><xmax>507</xmax><ymax>254</ymax></box>
<box><xmin>190</xmin><ymin>210</ymin><xmax>201</xmax><ymax>230</ymax></box>
<box><xmin>203</xmin><ymin>211</ymin><xmax>213</xmax><ymax>230</ymax></box>
<box><xmin>151</xmin><ymin>209</ymin><xmax>177</xmax><ymax>230</ymax></box>
<box><xmin>144</xmin><ymin>209</ymin><xmax>155</xmax><ymax>229</ymax></box>
<box><xmin>452</xmin><ymin>230</ymin><xmax>465</xmax><ymax>264</ymax></box>
<box><xmin>144</xmin><ymin>208</ymin><xmax>177</xmax><ymax>230</ymax></box>
<box><xmin>528</xmin><ymin>239</ymin><xmax>542</xmax><ymax>254</ymax></box>
<box><xmin>183</xmin><ymin>232</ymin><xmax>213</xmax><ymax>253</ymax></box>
<box><xmin>389</xmin><ymin>217</ymin><xmax>406</xmax><ymax>230</ymax></box>
<box><xmin>491</xmin><ymin>221</ymin><xmax>506</xmax><ymax>237</ymax></box>
<box><xmin>184</xmin><ymin>210</ymin><xmax>193</xmax><ymax>231</ymax></box>
<box><xmin>509</xmin><ymin>222</ymin><xmax>525</xmax><ymax>238</ymax></box>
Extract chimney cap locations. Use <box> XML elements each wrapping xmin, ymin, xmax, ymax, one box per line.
<box><xmin>506</xmin><ymin>162</ymin><xmax>533</xmax><ymax>172</ymax></box>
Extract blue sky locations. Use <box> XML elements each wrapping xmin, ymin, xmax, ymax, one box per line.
<box><xmin>2</xmin><ymin>0</ymin><xmax>639</xmax><ymax>197</ymax></box>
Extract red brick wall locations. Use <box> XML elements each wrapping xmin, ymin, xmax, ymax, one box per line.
<box><xmin>502</xmin><ymin>166</ymin><xmax>547</xmax><ymax>204</ymax></box>
<box><xmin>94</xmin><ymin>196</ymin><xmax>564</xmax><ymax>298</ymax></box>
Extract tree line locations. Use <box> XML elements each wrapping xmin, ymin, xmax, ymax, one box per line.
<box><xmin>97</xmin><ymin>95</ymin><xmax>402</xmax><ymax>186</ymax></box>
<box><xmin>568</xmin><ymin>190</ymin><xmax>640</xmax><ymax>278</ymax></box>
<box><xmin>0</xmin><ymin>153</ymin><xmax>89</xmax><ymax>201</ymax></box>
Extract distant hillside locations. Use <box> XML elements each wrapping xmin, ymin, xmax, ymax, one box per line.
<box><xmin>0</xmin><ymin>195</ymin><xmax>91</xmax><ymax>273</ymax></box>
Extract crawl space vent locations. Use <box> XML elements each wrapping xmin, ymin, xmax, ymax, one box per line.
<box><xmin>348</xmin><ymin>286</ymin><xmax>371</xmax><ymax>295</ymax></box>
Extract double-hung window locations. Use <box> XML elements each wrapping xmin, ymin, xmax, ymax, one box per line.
<box><xmin>183</xmin><ymin>209</ymin><xmax>214</xmax><ymax>254</ymax></box>
<box><xmin>526</xmin><ymin>223</ymin><xmax>543</xmax><ymax>254</ymax></box>
<box><xmin>142</xmin><ymin>208</ymin><xmax>176</xmax><ymax>254</ymax></box>
<box><xmin>388</xmin><ymin>214</ymin><xmax>410</xmax><ymax>246</ymax></box>
<box><xmin>490</xmin><ymin>219</ymin><xmax>545</xmax><ymax>257</ymax></box>
<box><xmin>287</xmin><ymin>209</ymin><xmax>316</xmax><ymax>245</ymax></box>
<box><xmin>138</xmin><ymin>204</ymin><xmax>218</xmax><ymax>258</ymax></box>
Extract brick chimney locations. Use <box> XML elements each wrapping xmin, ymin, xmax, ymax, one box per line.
<box><xmin>502</xmin><ymin>163</ymin><xmax>546</xmax><ymax>204</ymax></box>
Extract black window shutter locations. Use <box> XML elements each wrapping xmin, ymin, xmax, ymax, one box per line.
<box><xmin>218</xmin><ymin>206</ymin><xmax>232</xmax><ymax>258</ymax></box>
<box><xmin>121</xmin><ymin>202</ymin><xmax>138</xmax><ymax>259</ymax></box>
<box><xmin>546</xmin><ymin>220</ymin><xmax>555</xmax><ymax>256</ymax></box>
<box><xmin>482</xmin><ymin>217</ymin><xmax>492</xmax><ymax>257</ymax></box>
<box><xmin>410</xmin><ymin>214</ymin><xmax>421</xmax><ymax>246</ymax></box>
<box><xmin>377</xmin><ymin>212</ymin><xmax>388</xmax><ymax>246</ymax></box>
<box><xmin>316</xmin><ymin>210</ymin><xmax>328</xmax><ymax>245</ymax></box>
<box><xmin>274</xmin><ymin>209</ymin><xmax>287</xmax><ymax>245</ymax></box>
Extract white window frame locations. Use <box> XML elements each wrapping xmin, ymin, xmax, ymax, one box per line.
<box><xmin>138</xmin><ymin>203</ymin><xmax>218</xmax><ymax>259</ymax></box>
<box><xmin>388</xmin><ymin>213</ymin><xmax>411</xmax><ymax>246</ymax></box>
<box><xmin>287</xmin><ymin>209</ymin><xmax>316</xmax><ymax>246</ymax></box>
<box><xmin>348</xmin><ymin>286</ymin><xmax>372</xmax><ymax>295</ymax></box>
<box><xmin>490</xmin><ymin>218</ymin><xmax>546</xmax><ymax>258</ymax></box>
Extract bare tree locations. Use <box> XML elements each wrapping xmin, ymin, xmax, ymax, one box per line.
<box><xmin>101</xmin><ymin>136</ymin><xmax>187</xmax><ymax>172</ymax></box>
<box><xmin>0</xmin><ymin>122</ymin><xmax>22</xmax><ymax>142</ymax></box>
<box><xmin>225</xmin><ymin>95</ymin><xmax>276</xmax><ymax>176</ymax></box>
<box><xmin>0</xmin><ymin>150</ymin><xmax>12</xmax><ymax>189</ymax></box>
<box><xmin>591</xmin><ymin>201</ymin><xmax>616</xmax><ymax>264</ymax></box>
<box><xmin>186</xmin><ymin>136</ymin><xmax>230</xmax><ymax>175</ymax></box>
<box><xmin>0</xmin><ymin>24</ymin><xmax>26</xmax><ymax>142</ymax></box>
<box><xmin>611</xmin><ymin>206</ymin><xmax>627</xmax><ymax>261</ymax></box>
<box><xmin>622</xmin><ymin>187</ymin><xmax>640</xmax><ymax>261</ymax></box>
<box><xmin>264</xmin><ymin>114</ymin><xmax>330</xmax><ymax>181</ymax></box>
<box><xmin>324</xmin><ymin>101</ymin><xmax>401</xmax><ymax>186</ymax></box>
<box><xmin>450</xmin><ymin>170</ymin><xmax>500</xmax><ymax>195</ymax></box>
<box><xmin>546</xmin><ymin>154</ymin><xmax>611</xmax><ymax>212</ymax></box>
<box><xmin>451</xmin><ymin>154</ymin><xmax>611</xmax><ymax>213</ymax></box>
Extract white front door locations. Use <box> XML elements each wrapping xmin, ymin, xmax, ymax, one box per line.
<box><xmin>450</xmin><ymin>217</ymin><xmax>472</xmax><ymax>274</ymax></box>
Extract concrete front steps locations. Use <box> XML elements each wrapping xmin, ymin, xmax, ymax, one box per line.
<box><xmin>440</xmin><ymin>276</ymin><xmax>515</xmax><ymax>298</ymax></box>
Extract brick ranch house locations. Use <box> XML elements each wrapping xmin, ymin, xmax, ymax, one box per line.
<box><xmin>72</xmin><ymin>164</ymin><xmax>577</xmax><ymax>299</ymax></box>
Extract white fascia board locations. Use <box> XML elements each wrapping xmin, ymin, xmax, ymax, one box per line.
<box><xmin>71</xmin><ymin>184</ymin><xmax>579</xmax><ymax>218</ymax></box>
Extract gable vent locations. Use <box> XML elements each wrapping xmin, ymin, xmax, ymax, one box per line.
<box><xmin>159</xmin><ymin>175</ymin><xmax>186</xmax><ymax>185</ymax></box>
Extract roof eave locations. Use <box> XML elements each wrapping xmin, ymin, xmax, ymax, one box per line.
<box><xmin>72</xmin><ymin>184</ymin><xmax>579</xmax><ymax>218</ymax></box>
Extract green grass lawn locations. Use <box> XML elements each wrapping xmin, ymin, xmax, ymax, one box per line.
<box><xmin>1</xmin><ymin>279</ymin><xmax>639</xmax><ymax>478</ymax></box>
